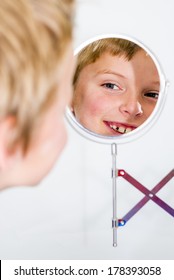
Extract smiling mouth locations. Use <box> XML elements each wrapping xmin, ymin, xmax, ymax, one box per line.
<box><xmin>104</xmin><ymin>121</ymin><xmax>137</xmax><ymax>134</ymax></box>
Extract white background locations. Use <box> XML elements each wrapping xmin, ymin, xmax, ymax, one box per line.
<box><xmin>0</xmin><ymin>0</ymin><xmax>174</xmax><ymax>259</ymax></box>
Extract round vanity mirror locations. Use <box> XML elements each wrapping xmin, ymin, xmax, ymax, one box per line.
<box><xmin>66</xmin><ymin>34</ymin><xmax>168</xmax><ymax>144</ymax></box>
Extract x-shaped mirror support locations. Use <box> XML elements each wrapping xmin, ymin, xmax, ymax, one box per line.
<box><xmin>111</xmin><ymin>144</ymin><xmax>174</xmax><ymax>246</ymax></box>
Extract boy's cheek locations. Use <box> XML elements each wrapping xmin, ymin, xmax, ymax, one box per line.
<box><xmin>31</xmin><ymin>120</ymin><xmax>67</xmax><ymax>181</ymax></box>
<box><xmin>84</xmin><ymin>94</ymin><xmax>110</xmax><ymax>117</ymax></box>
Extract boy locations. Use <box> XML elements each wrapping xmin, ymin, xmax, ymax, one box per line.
<box><xmin>0</xmin><ymin>0</ymin><xmax>75</xmax><ymax>189</ymax></box>
<box><xmin>72</xmin><ymin>38</ymin><xmax>160</xmax><ymax>136</ymax></box>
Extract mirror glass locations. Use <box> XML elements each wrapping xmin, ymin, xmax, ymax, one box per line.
<box><xmin>67</xmin><ymin>34</ymin><xmax>167</xmax><ymax>144</ymax></box>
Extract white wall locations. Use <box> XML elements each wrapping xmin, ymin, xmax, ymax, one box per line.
<box><xmin>0</xmin><ymin>0</ymin><xmax>174</xmax><ymax>259</ymax></box>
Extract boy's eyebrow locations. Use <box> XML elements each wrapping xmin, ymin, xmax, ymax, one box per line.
<box><xmin>95</xmin><ymin>70</ymin><xmax>160</xmax><ymax>86</ymax></box>
<box><xmin>95</xmin><ymin>69</ymin><xmax>127</xmax><ymax>79</ymax></box>
<box><xmin>146</xmin><ymin>80</ymin><xmax>160</xmax><ymax>90</ymax></box>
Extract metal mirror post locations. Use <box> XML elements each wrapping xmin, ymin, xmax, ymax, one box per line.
<box><xmin>111</xmin><ymin>143</ymin><xmax>118</xmax><ymax>247</ymax></box>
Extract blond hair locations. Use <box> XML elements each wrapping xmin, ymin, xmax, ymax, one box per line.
<box><xmin>73</xmin><ymin>38</ymin><xmax>141</xmax><ymax>87</ymax></box>
<box><xmin>0</xmin><ymin>0</ymin><xmax>74</xmax><ymax>152</ymax></box>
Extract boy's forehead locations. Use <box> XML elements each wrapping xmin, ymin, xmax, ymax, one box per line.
<box><xmin>91</xmin><ymin>50</ymin><xmax>158</xmax><ymax>73</ymax></box>
<box><xmin>79</xmin><ymin>50</ymin><xmax>160</xmax><ymax>86</ymax></box>
<box><xmin>85</xmin><ymin>51</ymin><xmax>125</xmax><ymax>67</ymax></box>
<box><xmin>84</xmin><ymin>52</ymin><xmax>133</xmax><ymax>75</ymax></box>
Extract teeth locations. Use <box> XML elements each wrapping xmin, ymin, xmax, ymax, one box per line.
<box><xmin>109</xmin><ymin>124</ymin><xmax>132</xmax><ymax>134</ymax></box>
<box><xmin>118</xmin><ymin>126</ymin><xmax>125</xmax><ymax>133</ymax></box>
<box><xmin>125</xmin><ymin>128</ymin><xmax>132</xmax><ymax>133</ymax></box>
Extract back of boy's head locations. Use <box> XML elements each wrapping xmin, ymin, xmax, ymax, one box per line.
<box><xmin>0</xmin><ymin>0</ymin><xmax>74</xmax><ymax>152</ymax></box>
<box><xmin>73</xmin><ymin>38</ymin><xmax>141</xmax><ymax>87</ymax></box>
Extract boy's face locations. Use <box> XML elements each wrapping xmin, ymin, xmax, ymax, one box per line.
<box><xmin>72</xmin><ymin>50</ymin><xmax>160</xmax><ymax>136</ymax></box>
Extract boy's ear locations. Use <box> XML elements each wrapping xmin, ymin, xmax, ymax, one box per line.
<box><xmin>0</xmin><ymin>117</ymin><xmax>21</xmax><ymax>170</ymax></box>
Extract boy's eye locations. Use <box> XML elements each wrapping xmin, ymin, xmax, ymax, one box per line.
<box><xmin>144</xmin><ymin>92</ymin><xmax>159</xmax><ymax>100</ymax></box>
<box><xmin>102</xmin><ymin>83</ymin><xmax>120</xmax><ymax>90</ymax></box>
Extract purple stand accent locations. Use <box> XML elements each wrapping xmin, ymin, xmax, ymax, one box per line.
<box><xmin>118</xmin><ymin>169</ymin><xmax>174</xmax><ymax>223</ymax></box>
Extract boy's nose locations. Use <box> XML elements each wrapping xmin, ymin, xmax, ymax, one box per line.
<box><xmin>119</xmin><ymin>98</ymin><xmax>143</xmax><ymax>118</ymax></box>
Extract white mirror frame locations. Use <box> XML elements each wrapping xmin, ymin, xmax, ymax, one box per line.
<box><xmin>66</xmin><ymin>34</ymin><xmax>168</xmax><ymax>145</ymax></box>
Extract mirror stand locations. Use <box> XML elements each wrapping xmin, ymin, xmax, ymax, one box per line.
<box><xmin>111</xmin><ymin>143</ymin><xmax>117</xmax><ymax>247</ymax></box>
<box><xmin>67</xmin><ymin>33</ymin><xmax>171</xmax><ymax>247</ymax></box>
<box><xmin>111</xmin><ymin>143</ymin><xmax>126</xmax><ymax>247</ymax></box>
